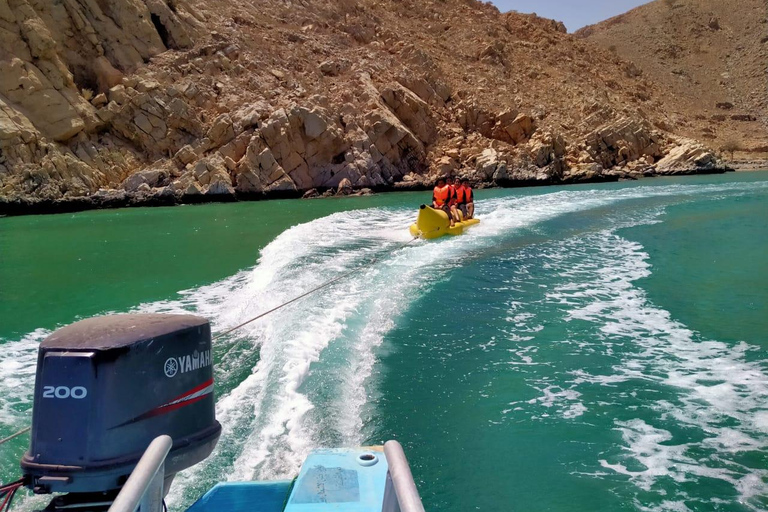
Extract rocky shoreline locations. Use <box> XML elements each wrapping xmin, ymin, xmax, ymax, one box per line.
<box><xmin>0</xmin><ymin>165</ymin><xmax>732</xmax><ymax>217</ymax></box>
<box><xmin>729</xmin><ymin>160</ymin><xmax>768</xmax><ymax>171</ymax></box>
<box><xmin>1</xmin><ymin>0</ymin><xmax>756</xmax><ymax>218</ymax></box>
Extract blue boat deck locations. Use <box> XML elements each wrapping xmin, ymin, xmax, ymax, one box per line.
<box><xmin>186</xmin><ymin>447</ymin><xmax>389</xmax><ymax>512</ymax></box>
<box><xmin>186</xmin><ymin>481</ymin><xmax>293</xmax><ymax>512</ymax></box>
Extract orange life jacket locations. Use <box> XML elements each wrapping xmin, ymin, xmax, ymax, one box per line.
<box><xmin>433</xmin><ymin>185</ymin><xmax>450</xmax><ymax>206</ymax></box>
<box><xmin>464</xmin><ymin>185</ymin><xmax>473</xmax><ymax>203</ymax></box>
<box><xmin>456</xmin><ymin>185</ymin><xmax>467</xmax><ymax>204</ymax></box>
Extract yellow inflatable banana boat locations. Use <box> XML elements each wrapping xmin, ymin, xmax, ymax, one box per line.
<box><xmin>409</xmin><ymin>204</ymin><xmax>480</xmax><ymax>239</ymax></box>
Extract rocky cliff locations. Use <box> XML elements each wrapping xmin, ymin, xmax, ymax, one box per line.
<box><xmin>0</xmin><ymin>0</ymin><xmax>731</xmax><ymax>213</ymax></box>
<box><xmin>578</xmin><ymin>0</ymin><xmax>768</xmax><ymax>159</ymax></box>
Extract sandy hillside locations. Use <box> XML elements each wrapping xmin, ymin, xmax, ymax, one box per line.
<box><xmin>579</xmin><ymin>0</ymin><xmax>768</xmax><ymax>157</ymax></box>
<box><xmin>0</xmin><ymin>0</ymin><xmax>736</xmax><ymax>212</ymax></box>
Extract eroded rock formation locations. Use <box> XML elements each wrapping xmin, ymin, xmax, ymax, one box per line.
<box><xmin>0</xmin><ymin>0</ymin><xmax>731</xmax><ymax>213</ymax></box>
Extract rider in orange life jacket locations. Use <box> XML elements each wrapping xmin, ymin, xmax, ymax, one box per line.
<box><xmin>432</xmin><ymin>177</ymin><xmax>455</xmax><ymax>227</ymax></box>
<box><xmin>459</xmin><ymin>178</ymin><xmax>474</xmax><ymax>219</ymax></box>
<box><xmin>446</xmin><ymin>177</ymin><xmax>461</xmax><ymax>222</ymax></box>
<box><xmin>454</xmin><ymin>179</ymin><xmax>467</xmax><ymax>219</ymax></box>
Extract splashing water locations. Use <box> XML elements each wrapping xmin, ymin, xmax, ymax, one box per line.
<box><xmin>1</xmin><ymin>175</ymin><xmax>767</xmax><ymax>511</ymax></box>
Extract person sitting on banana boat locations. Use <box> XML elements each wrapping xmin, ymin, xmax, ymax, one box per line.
<box><xmin>446</xmin><ymin>176</ymin><xmax>461</xmax><ymax>222</ymax></box>
<box><xmin>459</xmin><ymin>178</ymin><xmax>474</xmax><ymax>219</ymax></box>
<box><xmin>432</xmin><ymin>177</ymin><xmax>455</xmax><ymax>227</ymax></box>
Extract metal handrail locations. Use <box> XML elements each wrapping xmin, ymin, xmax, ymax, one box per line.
<box><xmin>383</xmin><ymin>440</ymin><xmax>425</xmax><ymax>512</ymax></box>
<box><xmin>109</xmin><ymin>435</ymin><xmax>172</xmax><ymax>512</ymax></box>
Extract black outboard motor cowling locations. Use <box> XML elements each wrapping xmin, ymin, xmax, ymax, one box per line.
<box><xmin>21</xmin><ymin>314</ymin><xmax>221</xmax><ymax>495</ymax></box>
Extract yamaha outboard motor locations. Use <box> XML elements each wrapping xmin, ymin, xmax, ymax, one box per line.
<box><xmin>21</xmin><ymin>314</ymin><xmax>221</xmax><ymax>509</ymax></box>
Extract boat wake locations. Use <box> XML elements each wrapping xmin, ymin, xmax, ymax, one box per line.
<box><xmin>544</xmin><ymin>232</ymin><xmax>768</xmax><ymax>510</ymax></box>
<box><xmin>0</xmin><ymin>179</ymin><xmax>766</xmax><ymax>509</ymax></box>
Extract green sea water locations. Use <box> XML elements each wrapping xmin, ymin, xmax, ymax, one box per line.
<box><xmin>1</xmin><ymin>172</ymin><xmax>767</xmax><ymax>511</ymax></box>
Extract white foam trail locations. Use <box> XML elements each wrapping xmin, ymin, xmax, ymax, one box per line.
<box><xmin>0</xmin><ymin>329</ymin><xmax>49</xmax><ymax>429</ymax></box>
<box><xmin>599</xmin><ymin>419</ymin><xmax>693</xmax><ymax>490</ymax></box>
<box><xmin>547</xmin><ymin>231</ymin><xmax>768</xmax><ymax>509</ymax></box>
<box><xmin>0</xmin><ymin>178</ymin><xmax>764</xmax><ymax>510</ymax></box>
<box><xmin>163</xmin><ymin>189</ymin><xmax>675</xmax><ymax>504</ymax></box>
<box><xmin>528</xmin><ymin>386</ymin><xmax>586</xmax><ymax>419</ymax></box>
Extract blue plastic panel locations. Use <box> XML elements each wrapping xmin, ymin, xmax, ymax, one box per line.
<box><xmin>284</xmin><ymin>449</ymin><xmax>388</xmax><ymax>512</ymax></box>
<box><xmin>185</xmin><ymin>481</ymin><xmax>293</xmax><ymax>512</ymax></box>
<box><xmin>291</xmin><ymin>467</ymin><xmax>359</xmax><ymax>504</ymax></box>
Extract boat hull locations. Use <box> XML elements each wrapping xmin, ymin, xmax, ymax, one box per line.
<box><xmin>409</xmin><ymin>205</ymin><xmax>479</xmax><ymax>239</ymax></box>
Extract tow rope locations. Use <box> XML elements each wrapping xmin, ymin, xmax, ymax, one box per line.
<box><xmin>0</xmin><ymin>428</ymin><xmax>30</xmax><ymax>447</ymax></box>
<box><xmin>0</xmin><ymin>232</ymin><xmax>430</xmax><ymax>453</ymax></box>
<box><xmin>214</xmin><ymin>233</ymin><xmax>427</xmax><ymax>364</ymax></box>
<box><xmin>214</xmin><ymin>235</ymin><xmax>422</xmax><ymax>341</ymax></box>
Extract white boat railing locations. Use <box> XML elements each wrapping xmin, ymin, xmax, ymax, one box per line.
<box><xmin>382</xmin><ymin>440</ymin><xmax>426</xmax><ymax>512</ymax></box>
<box><xmin>106</xmin><ymin>437</ymin><xmax>424</xmax><ymax>512</ymax></box>
<box><xmin>108</xmin><ymin>435</ymin><xmax>172</xmax><ymax>512</ymax></box>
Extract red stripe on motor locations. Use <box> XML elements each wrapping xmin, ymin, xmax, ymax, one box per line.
<box><xmin>109</xmin><ymin>379</ymin><xmax>215</xmax><ymax>428</ymax></box>
<box><xmin>146</xmin><ymin>394</ymin><xmax>208</xmax><ymax>418</ymax></box>
<box><xmin>170</xmin><ymin>378</ymin><xmax>214</xmax><ymax>402</ymax></box>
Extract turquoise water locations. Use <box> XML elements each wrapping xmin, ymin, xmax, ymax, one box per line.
<box><xmin>1</xmin><ymin>173</ymin><xmax>767</xmax><ymax>511</ymax></box>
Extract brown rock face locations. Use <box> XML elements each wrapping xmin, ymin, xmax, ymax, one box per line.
<box><xmin>0</xmin><ymin>0</ymin><xmax>198</xmax><ymax>203</ymax></box>
<box><xmin>584</xmin><ymin>115</ymin><xmax>663</xmax><ymax>170</ymax></box>
<box><xmin>578</xmin><ymin>0</ymin><xmax>767</xmax><ymax>157</ymax></box>
<box><xmin>0</xmin><ymin>0</ymin><xmax>736</xmax><ymax>212</ymax></box>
